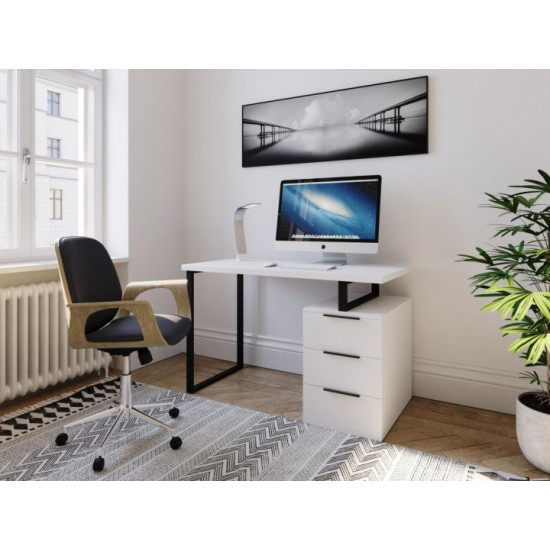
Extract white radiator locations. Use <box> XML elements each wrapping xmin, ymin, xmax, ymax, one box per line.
<box><xmin>0</xmin><ymin>282</ymin><xmax>110</xmax><ymax>404</ymax></box>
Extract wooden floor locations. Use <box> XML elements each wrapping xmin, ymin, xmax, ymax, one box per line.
<box><xmin>1</xmin><ymin>353</ymin><xmax>547</xmax><ymax>480</ymax></box>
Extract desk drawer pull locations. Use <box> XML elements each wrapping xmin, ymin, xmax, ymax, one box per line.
<box><xmin>323</xmin><ymin>350</ymin><xmax>360</xmax><ymax>359</ymax></box>
<box><xmin>323</xmin><ymin>313</ymin><xmax>360</xmax><ymax>321</ymax></box>
<box><xmin>323</xmin><ymin>387</ymin><xmax>361</xmax><ymax>398</ymax></box>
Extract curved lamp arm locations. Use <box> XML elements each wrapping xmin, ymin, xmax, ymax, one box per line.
<box><xmin>234</xmin><ymin>202</ymin><xmax>261</xmax><ymax>260</ymax></box>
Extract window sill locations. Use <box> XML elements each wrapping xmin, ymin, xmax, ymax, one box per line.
<box><xmin>0</xmin><ymin>257</ymin><xmax>129</xmax><ymax>275</ymax></box>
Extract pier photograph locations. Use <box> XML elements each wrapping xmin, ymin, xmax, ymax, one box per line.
<box><xmin>242</xmin><ymin>76</ymin><xmax>428</xmax><ymax>167</ymax></box>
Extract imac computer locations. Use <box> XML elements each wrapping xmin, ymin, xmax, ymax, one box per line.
<box><xmin>274</xmin><ymin>175</ymin><xmax>381</xmax><ymax>268</ymax></box>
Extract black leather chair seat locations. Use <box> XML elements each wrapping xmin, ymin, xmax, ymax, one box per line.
<box><xmin>86</xmin><ymin>314</ymin><xmax>191</xmax><ymax>346</ymax></box>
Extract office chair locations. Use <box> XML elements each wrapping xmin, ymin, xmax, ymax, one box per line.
<box><xmin>54</xmin><ymin>236</ymin><xmax>192</xmax><ymax>472</ymax></box>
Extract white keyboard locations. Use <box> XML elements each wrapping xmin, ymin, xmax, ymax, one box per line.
<box><xmin>277</xmin><ymin>262</ymin><xmax>339</xmax><ymax>271</ymax></box>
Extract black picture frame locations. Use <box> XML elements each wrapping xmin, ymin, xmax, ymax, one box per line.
<box><xmin>242</xmin><ymin>76</ymin><xmax>428</xmax><ymax>168</ymax></box>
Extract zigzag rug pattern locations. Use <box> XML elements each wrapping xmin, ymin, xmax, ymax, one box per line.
<box><xmin>179</xmin><ymin>416</ymin><xmax>307</xmax><ymax>481</ymax></box>
<box><xmin>0</xmin><ymin>380</ymin><xmax>120</xmax><ymax>445</ymax></box>
<box><xmin>0</xmin><ymin>380</ymin><xmax>527</xmax><ymax>481</ymax></box>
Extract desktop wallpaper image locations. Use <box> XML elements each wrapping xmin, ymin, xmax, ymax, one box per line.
<box><xmin>276</xmin><ymin>181</ymin><xmax>380</xmax><ymax>242</ymax></box>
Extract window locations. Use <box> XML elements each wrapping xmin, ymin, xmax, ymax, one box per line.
<box><xmin>47</xmin><ymin>91</ymin><xmax>60</xmax><ymax>116</ymax></box>
<box><xmin>0</xmin><ymin>69</ymin><xmax>103</xmax><ymax>261</ymax></box>
<box><xmin>49</xmin><ymin>189</ymin><xmax>62</xmax><ymax>220</ymax></box>
<box><xmin>47</xmin><ymin>137</ymin><xmax>60</xmax><ymax>158</ymax></box>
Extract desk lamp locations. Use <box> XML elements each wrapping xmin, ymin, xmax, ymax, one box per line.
<box><xmin>234</xmin><ymin>202</ymin><xmax>261</xmax><ymax>260</ymax></box>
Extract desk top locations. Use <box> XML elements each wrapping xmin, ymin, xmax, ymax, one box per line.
<box><xmin>181</xmin><ymin>258</ymin><xmax>410</xmax><ymax>285</ymax></box>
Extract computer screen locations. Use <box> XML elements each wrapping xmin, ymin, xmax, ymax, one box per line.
<box><xmin>275</xmin><ymin>175</ymin><xmax>381</xmax><ymax>256</ymax></box>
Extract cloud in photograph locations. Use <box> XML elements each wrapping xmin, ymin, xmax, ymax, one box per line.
<box><xmin>294</xmin><ymin>93</ymin><xmax>360</xmax><ymax>130</ymax></box>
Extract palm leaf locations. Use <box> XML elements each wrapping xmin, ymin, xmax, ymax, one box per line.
<box><xmin>532</xmin><ymin>293</ymin><xmax>550</xmax><ymax>319</ymax></box>
<box><xmin>507</xmin><ymin>334</ymin><xmax>541</xmax><ymax>354</ymax></box>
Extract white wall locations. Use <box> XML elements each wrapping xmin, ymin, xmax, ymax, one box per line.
<box><xmin>127</xmin><ymin>70</ymin><xmax>188</xmax><ymax>363</ymax></box>
<box><xmin>173</xmin><ymin>69</ymin><xmax>550</xmax><ymax>414</ymax></box>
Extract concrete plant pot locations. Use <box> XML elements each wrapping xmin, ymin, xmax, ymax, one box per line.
<box><xmin>516</xmin><ymin>392</ymin><xmax>550</xmax><ymax>474</ymax></box>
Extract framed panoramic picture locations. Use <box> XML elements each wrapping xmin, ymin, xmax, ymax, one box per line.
<box><xmin>242</xmin><ymin>76</ymin><xmax>428</xmax><ymax>168</ymax></box>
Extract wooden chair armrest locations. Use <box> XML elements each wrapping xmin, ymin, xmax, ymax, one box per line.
<box><xmin>122</xmin><ymin>280</ymin><xmax>191</xmax><ymax>319</ymax></box>
<box><xmin>66</xmin><ymin>301</ymin><xmax>167</xmax><ymax>349</ymax></box>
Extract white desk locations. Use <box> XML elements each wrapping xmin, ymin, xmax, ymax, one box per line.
<box><xmin>180</xmin><ymin>258</ymin><xmax>410</xmax><ymax>393</ymax></box>
<box><xmin>180</xmin><ymin>259</ymin><xmax>409</xmax><ymax>284</ymax></box>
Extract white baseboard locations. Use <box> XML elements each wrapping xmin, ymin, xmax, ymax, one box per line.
<box><xmin>194</xmin><ymin>327</ymin><xmax>303</xmax><ymax>374</ymax></box>
<box><xmin>412</xmin><ymin>357</ymin><xmax>535</xmax><ymax>415</ymax></box>
<box><xmin>143</xmin><ymin>325</ymin><xmax>536</xmax><ymax>416</ymax></box>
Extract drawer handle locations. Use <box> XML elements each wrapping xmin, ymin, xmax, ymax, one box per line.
<box><xmin>323</xmin><ymin>350</ymin><xmax>360</xmax><ymax>359</ymax></box>
<box><xmin>323</xmin><ymin>388</ymin><xmax>360</xmax><ymax>398</ymax></box>
<box><xmin>323</xmin><ymin>313</ymin><xmax>360</xmax><ymax>321</ymax></box>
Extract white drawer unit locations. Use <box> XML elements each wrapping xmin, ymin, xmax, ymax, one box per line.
<box><xmin>303</xmin><ymin>295</ymin><xmax>412</xmax><ymax>441</ymax></box>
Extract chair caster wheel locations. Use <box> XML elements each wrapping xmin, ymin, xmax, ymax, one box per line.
<box><xmin>169</xmin><ymin>407</ymin><xmax>179</xmax><ymax>418</ymax></box>
<box><xmin>55</xmin><ymin>433</ymin><xmax>68</xmax><ymax>446</ymax></box>
<box><xmin>170</xmin><ymin>436</ymin><xmax>182</xmax><ymax>450</ymax></box>
<box><xmin>93</xmin><ymin>456</ymin><xmax>105</xmax><ymax>472</ymax></box>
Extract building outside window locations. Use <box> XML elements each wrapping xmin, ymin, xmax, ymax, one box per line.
<box><xmin>0</xmin><ymin>69</ymin><xmax>103</xmax><ymax>260</ymax></box>
<box><xmin>47</xmin><ymin>91</ymin><xmax>60</xmax><ymax>116</ymax></box>
<box><xmin>49</xmin><ymin>189</ymin><xmax>62</xmax><ymax>220</ymax></box>
<box><xmin>47</xmin><ymin>137</ymin><xmax>60</xmax><ymax>158</ymax></box>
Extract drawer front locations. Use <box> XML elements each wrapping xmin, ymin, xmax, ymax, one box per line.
<box><xmin>303</xmin><ymin>384</ymin><xmax>384</xmax><ymax>441</ymax></box>
<box><xmin>303</xmin><ymin>310</ymin><xmax>382</xmax><ymax>358</ymax></box>
<box><xmin>303</xmin><ymin>348</ymin><xmax>382</xmax><ymax>398</ymax></box>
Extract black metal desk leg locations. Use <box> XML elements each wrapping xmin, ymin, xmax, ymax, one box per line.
<box><xmin>186</xmin><ymin>271</ymin><xmax>196</xmax><ymax>393</ymax></box>
<box><xmin>185</xmin><ymin>272</ymin><xmax>244</xmax><ymax>393</ymax></box>
<box><xmin>237</xmin><ymin>273</ymin><xmax>244</xmax><ymax>367</ymax></box>
<box><xmin>338</xmin><ymin>281</ymin><xmax>380</xmax><ymax>311</ymax></box>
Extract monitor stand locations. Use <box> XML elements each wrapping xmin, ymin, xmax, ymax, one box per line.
<box><xmin>276</xmin><ymin>253</ymin><xmax>346</xmax><ymax>271</ymax></box>
<box><xmin>315</xmin><ymin>253</ymin><xmax>347</xmax><ymax>267</ymax></box>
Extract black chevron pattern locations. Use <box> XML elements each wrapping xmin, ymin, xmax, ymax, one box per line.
<box><xmin>180</xmin><ymin>415</ymin><xmax>307</xmax><ymax>481</ymax></box>
<box><xmin>313</xmin><ymin>436</ymin><xmax>400</xmax><ymax>481</ymax></box>
<box><xmin>1</xmin><ymin>409</ymin><xmax>142</xmax><ymax>481</ymax></box>
<box><xmin>0</xmin><ymin>381</ymin><xmax>527</xmax><ymax>481</ymax></box>
<box><xmin>0</xmin><ymin>383</ymin><xmax>187</xmax><ymax>481</ymax></box>
<box><xmin>0</xmin><ymin>380</ymin><xmax>120</xmax><ymax>444</ymax></box>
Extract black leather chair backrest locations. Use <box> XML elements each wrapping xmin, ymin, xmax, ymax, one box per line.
<box><xmin>58</xmin><ymin>236</ymin><xmax>122</xmax><ymax>333</ymax></box>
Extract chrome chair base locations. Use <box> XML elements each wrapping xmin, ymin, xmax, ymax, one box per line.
<box><xmin>55</xmin><ymin>355</ymin><xmax>182</xmax><ymax>472</ymax></box>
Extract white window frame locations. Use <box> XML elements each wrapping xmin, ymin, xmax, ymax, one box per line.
<box><xmin>0</xmin><ymin>69</ymin><xmax>103</xmax><ymax>262</ymax></box>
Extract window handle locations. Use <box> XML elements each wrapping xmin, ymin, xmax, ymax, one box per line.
<box><xmin>22</xmin><ymin>148</ymin><xmax>31</xmax><ymax>184</ymax></box>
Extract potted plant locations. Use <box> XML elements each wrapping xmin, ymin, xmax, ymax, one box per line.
<box><xmin>459</xmin><ymin>169</ymin><xmax>550</xmax><ymax>473</ymax></box>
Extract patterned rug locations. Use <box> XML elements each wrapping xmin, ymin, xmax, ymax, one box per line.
<box><xmin>0</xmin><ymin>380</ymin><xmax>527</xmax><ymax>481</ymax></box>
